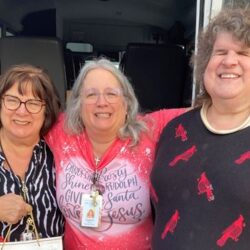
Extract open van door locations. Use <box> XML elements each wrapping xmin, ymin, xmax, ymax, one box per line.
<box><xmin>192</xmin><ymin>0</ymin><xmax>223</xmax><ymax>103</ymax></box>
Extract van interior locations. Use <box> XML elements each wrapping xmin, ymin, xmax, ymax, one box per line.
<box><xmin>0</xmin><ymin>0</ymin><xmax>206</xmax><ymax>110</ymax></box>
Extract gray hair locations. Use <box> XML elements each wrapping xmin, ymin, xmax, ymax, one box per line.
<box><xmin>65</xmin><ymin>58</ymin><xmax>147</xmax><ymax>146</ymax></box>
<box><xmin>192</xmin><ymin>7</ymin><xmax>250</xmax><ymax>106</ymax></box>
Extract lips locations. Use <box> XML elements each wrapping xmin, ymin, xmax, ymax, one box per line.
<box><xmin>219</xmin><ymin>73</ymin><xmax>240</xmax><ymax>79</ymax></box>
<box><xmin>94</xmin><ymin>112</ymin><xmax>111</xmax><ymax>118</ymax></box>
<box><xmin>13</xmin><ymin>119</ymin><xmax>30</xmax><ymax>125</ymax></box>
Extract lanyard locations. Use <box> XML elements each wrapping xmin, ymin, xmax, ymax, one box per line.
<box><xmin>91</xmin><ymin>158</ymin><xmax>105</xmax><ymax>195</ymax></box>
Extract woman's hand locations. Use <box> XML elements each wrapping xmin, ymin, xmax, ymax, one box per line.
<box><xmin>0</xmin><ymin>193</ymin><xmax>32</xmax><ymax>224</ymax></box>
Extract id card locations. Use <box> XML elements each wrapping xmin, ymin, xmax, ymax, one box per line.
<box><xmin>81</xmin><ymin>192</ymin><xmax>102</xmax><ymax>228</ymax></box>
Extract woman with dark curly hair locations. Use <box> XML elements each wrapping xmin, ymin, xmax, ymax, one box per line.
<box><xmin>151</xmin><ymin>7</ymin><xmax>250</xmax><ymax>249</ymax></box>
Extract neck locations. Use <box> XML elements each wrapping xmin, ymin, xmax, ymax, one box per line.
<box><xmin>88</xmin><ymin>135</ymin><xmax>116</xmax><ymax>159</ymax></box>
<box><xmin>0</xmin><ymin>130</ymin><xmax>39</xmax><ymax>178</ymax></box>
<box><xmin>211</xmin><ymin>95</ymin><xmax>250</xmax><ymax>112</ymax></box>
<box><xmin>0</xmin><ymin>129</ymin><xmax>40</xmax><ymax>149</ymax></box>
<box><xmin>91</xmin><ymin>138</ymin><xmax>116</xmax><ymax>158</ymax></box>
<box><xmin>206</xmin><ymin>102</ymin><xmax>250</xmax><ymax>130</ymax></box>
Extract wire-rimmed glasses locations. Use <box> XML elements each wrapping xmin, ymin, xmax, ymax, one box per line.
<box><xmin>82</xmin><ymin>87</ymin><xmax>123</xmax><ymax>104</ymax></box>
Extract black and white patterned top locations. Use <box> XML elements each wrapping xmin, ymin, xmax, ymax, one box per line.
<box><xmin>0</xmin><ymin>139</ymin><xmax>64</xmax><ymax>241</ymax></box>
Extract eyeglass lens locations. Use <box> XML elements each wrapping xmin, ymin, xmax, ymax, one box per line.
<box><xmin>2</xmin><ymin>95</ymin><xmax>44</xmax><ymax>114</ymax></box>
<box><xmin>83</xmin><ymin>88</ymin><xmax>122</xmax><ymax>104</ymax></box>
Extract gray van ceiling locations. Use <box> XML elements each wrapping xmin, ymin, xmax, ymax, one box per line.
<box><xmin>0</xmin><ymin>0</ymin><xmax>196</xmax><ymax>49</ymax></box>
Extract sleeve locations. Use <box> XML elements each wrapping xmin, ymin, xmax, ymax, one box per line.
<box><xmin>143</xmin><ymin>108</ymin><xmax>187</xmax><ymax>142</ymax></box>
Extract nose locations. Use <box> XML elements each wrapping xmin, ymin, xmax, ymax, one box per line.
<box><xmin>222</xmin><ymin>50</ymin><xmax>238</xmax><ymax>67</ymax></box>
<box><xmin>96</xmin><ymin>93</ymin><xmax>108</xmax><ymax>105</ymax></box>
<box><xmin>16</xmin><ymin>102</ymin><xmax>28</xmax><ymax>113</ymax></box>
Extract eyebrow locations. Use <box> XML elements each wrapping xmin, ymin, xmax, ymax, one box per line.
<box><xmin>4</xmin><ymin>94</ymin><xmax>43</xmax><ymax>101</ymax></box>
<box><xmin>84</xmin><ymin>87</ymin><xmax>121</xmax><ymax>91</ymax></box>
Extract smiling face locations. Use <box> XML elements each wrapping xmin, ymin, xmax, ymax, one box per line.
<box><xmin>0</xmin><ymin>81</ymin><xmax>45</xmax><ymax>143</ymax></box>
<box><xmin>204</xmin><ymin>32</ymin><xmax>250</xmax><ymax>106</ymax></box>
<box><xmin>81</xmin><ymin>68</ymin><xmax>127</xmax><ymax>140</ymax></box>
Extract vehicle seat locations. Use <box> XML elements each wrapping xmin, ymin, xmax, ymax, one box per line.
<box><xmin>120</xmin><ymin>43</ymin><xmax>190</xmax><ymax>112</ymax></box>
<box><xmin>0</xmin><ymin>37</ymin><xmax>67</xmax><ymax>107</ymax></box>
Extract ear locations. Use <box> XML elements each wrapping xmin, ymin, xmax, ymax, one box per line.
<box><xmin>123</xmin><ymin>99</ymin><xmax>128</xmax><ymax>113</ymax></box>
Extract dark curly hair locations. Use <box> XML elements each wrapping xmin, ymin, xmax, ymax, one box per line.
<box><xmin>192</xmin><ymin>7</ymin><xmax>250</xmax><ymax>107</ymax></box>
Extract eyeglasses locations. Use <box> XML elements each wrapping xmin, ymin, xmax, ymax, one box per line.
<box><xmin>82</xmin><ymin>88</ymin><xmax>123</xmax><ymax>104</ymax></box>
<box><xmin>2</xmin><ymin>95</ymin><xmax>45</xmax><ymax>114</ymax></box>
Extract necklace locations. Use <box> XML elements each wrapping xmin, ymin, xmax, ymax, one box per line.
<box><xmin>94</xmin><ymin>156</ymin><xmax>101</xmax><ymax>166</ymax></box>
<box><xmin>0</xmin><ymin>140</ymin><xmax>28</xmax><ymax>197</ymax></box>
<box><xmin>0</xmin><ymin>140</ymin><xmax>42</xmax><ymax>241</ymax></box>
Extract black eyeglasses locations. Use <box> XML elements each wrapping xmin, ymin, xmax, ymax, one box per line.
<box><xmin>2</xmin><ymin>95</ymin><xmax>45</xmax><ymax>114</ymax></box>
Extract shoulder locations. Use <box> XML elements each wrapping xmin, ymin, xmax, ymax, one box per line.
<box><xmin>140</xmin><ymin>107</ymin><xmax>190</xmax><ymax>130</ymax></box>
<box><xmin>141</xmin><ymin>108</ymin><xmax>188</xmax><ymax>121</ymax></box>
<box><xmin>39</xmin><ymin>139</ymin><xmax>53</xmax><ymax>158</ymax></box>
<box><xmin>45</xmin><ymin>112</ymin><xmax>65</xmax><ymax>141</ymax></box>
<box><xmin>135</xmin><ymin>107</ymin><xmax>191</xmax><ymax>141</ymax></box>
<box><xmin>159</xmin><ymin>107</ymin><xmax>201</xmax><ymax>135</ymax></box>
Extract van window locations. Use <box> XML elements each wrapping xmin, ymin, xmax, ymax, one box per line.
<box><xmin>66</xmin><ymin>42</ymin><xmax>93</xmax><ymax>53</ymax></box>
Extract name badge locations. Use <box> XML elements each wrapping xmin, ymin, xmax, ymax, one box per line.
<box><xmin>81</xmin><ymin>191</ymin><xmax>102</xmax><ymax>228</ymax></box>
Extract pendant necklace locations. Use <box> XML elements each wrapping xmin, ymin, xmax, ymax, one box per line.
<box><xmin>91</xmin><ymin>155</ymin><xmax>105</xmax><ymax>195</ymax></box>
<box><xmin>0</xmin><ymin>140</ymin><xmax>37</xmax><ymax>241</ymax></box>
<box><xmin>94</xmin><ymin>156</ymin><xmax>101</xmax><ymax>166</ymax></box>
